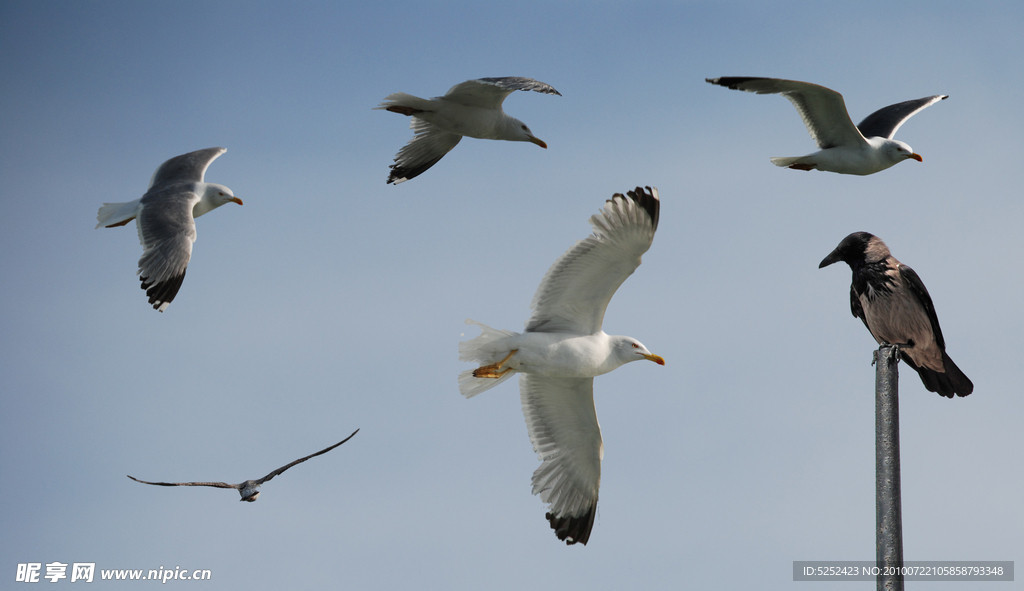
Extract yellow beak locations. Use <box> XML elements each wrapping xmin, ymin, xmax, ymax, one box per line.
<box><xmin>643</xmin><ymin>354</ymin><xmax>665</xmax><ymax>366</ymax></box>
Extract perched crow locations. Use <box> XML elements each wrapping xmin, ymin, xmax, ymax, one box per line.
<box><xmin>819</xmin><ymin>232</ymin><xmax>973</xmax><ymax>398</ymax></box>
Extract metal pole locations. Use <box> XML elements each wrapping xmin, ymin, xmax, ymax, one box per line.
<box><xmin>875</xmin><ymin>344</ymin><xmax>904</xmax><ymax>591</ymax></box>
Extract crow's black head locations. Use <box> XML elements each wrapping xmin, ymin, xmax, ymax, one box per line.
<box><xmin>819</xmin><ymin>231</ymin><xmax>887</xmax><ymax>268</ymax></box>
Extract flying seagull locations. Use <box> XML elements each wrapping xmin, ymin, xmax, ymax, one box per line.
<box><xmin>96</xmin><ymin>147</ymin><xmax>243</xmax><ymax>311</ymax></box>
<box><xmin>376</xmin><ymin>76</ymin><xmax>561</xmax><ymax>184</ymax></box>
<box><xmin>819</xmin><ymin>232</ymin><xmax>972</xmax><ymax>397</ymax></box>
<box><xmin>459</xmin><ymin>187</ymin><xmax>665</xmax><ymax>545</ymax></box>
<box><xmin>706</xmin><ymin>76</ymin><xmax>947</xmax><ymax>175</ymax></box>
<box><xmin>127</xmin><ymin>429</ymin><xmax>359</xmax><ymax>502</ymax></box>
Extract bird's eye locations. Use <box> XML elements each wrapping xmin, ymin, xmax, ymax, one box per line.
<box><xmin>219</xmin><ymin>191</ymin><xmax>225</xmax><ymax>196</ymax></box>
<box><xmin>631</xmin><ymin>343</ymin><xmax>640</xmax><ymax>348</ymax></box>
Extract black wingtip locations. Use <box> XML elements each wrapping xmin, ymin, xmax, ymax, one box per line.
<box><xmin>621</xmin><ymin>185</ymin><xmax>660</xmax><ymax>231</ymax></box>
<box><xmin>139</xmin><ymin>271</ymin><xmax>186</xmax><ymax>311</ymax></box>
<box><xmin>546</xmin><ymin>507</ymin><xmax>596</xmax><ymax>546</ymax></box>
<box><xmin>706</xmin><ymin>76</ymin><xmax>760</xmax><ymax>89</ymax></box>
<box><xmin>386</xmin><ymin>156</ymin><xmax>445</xmax><ymax>185</ymax></box>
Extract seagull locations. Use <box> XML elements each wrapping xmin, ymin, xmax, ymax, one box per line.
<box><xmin>96</xmin><ymin>147</ymin><xmax>242</xmax><ymax>311</ymax></box>
<box><xmin>127</xmin><ymin>429</ymin><xmax>359</xmax><ymax>502</ymax></box>
<box><xmin>819</xmin><ymin>232</ymin><xmax>972</xmax><ymax>397</ymax></box>
<box><xmin>376</xmin><ymin>76</ymin><xmax>561</xmax><ymax>184</ymax></box>
<box><xmin>706</xmin><ymin>76</ymin><xmax>947</xmax><ymax>175</ymax></box>
<box><xmin>459</xmin><ymin>187</ymin><xmax>664</xmax><ymax>545</ymax></box>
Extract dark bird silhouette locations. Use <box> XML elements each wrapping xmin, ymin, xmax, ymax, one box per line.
<box><xmin>127</xmin><ymin>429</ymin><xmax>359</xmax><ymax>501</ymax></box>
<box><xmin>819</xmin><ymin>232</ymin><xmax>972</xmax><ymax>397</ymax></box>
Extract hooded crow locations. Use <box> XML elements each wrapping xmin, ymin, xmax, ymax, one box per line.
<box><xmin>819</xmin><ymin>232</ymin><xmax>973</xmax><ymax>398</ymax></box>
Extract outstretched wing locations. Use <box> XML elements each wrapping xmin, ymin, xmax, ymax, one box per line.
<box><xmin>856</xmin><ymin>95</ymin><xmax>947</xmax><ymax>139</ymax></box>
<box><xmin>127</xmin><ymin>475</ymin><xmax>238</xmax><ymax>489</ymax></box>
<box><xmin>526</xmin><ymin>187</ymin><xmax>659</xmax><ymax>334</ymax></box>
<box><xmin>135</xmin><ymin>187</ymin><xmax>201</xmax><ymax>311</ymax></box>
<box><xmin>255</xmin><ymin>429</ymin><xmax>360</xmax><ymax>485</ymax></box>
<box><xmin>148</xmin><ymin>147</ymin><xmax>226</xmax><ymax>189</ymax></box>
<box><xmin>521</xmin><ymin>375</ymin><xmax>600</xmax><ymax>545</ymax></box>
<box><xmin>442</xmin><ymin>77</ymin><xmax>561</xmax><ymax>109</ymax></box>
<box><xmin>707</xmin><ymin>77</ymin><xmax>867</xmax><ymax>149</ymax></box>
<box><xmin>386</xmin><ymin>118</ymin><xmax>462</xmax><ymax>184</ymax></box>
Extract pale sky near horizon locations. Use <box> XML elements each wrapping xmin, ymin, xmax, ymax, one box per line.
<box><xmin>2</xmin><ymin>2</ymin><xmax>1022</xmax><ymax>589</ymax></box>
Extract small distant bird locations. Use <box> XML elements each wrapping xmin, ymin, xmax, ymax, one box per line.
<box><xmin>127</xmin><ymin>429</ymin><xmax>359</xmax><ymax>502</ymax></box>
<box><xmin>706</xmin><ymin>76</ymin><xmax>947</xmax><ymax>175</ymax></box>
<box><xmin>819</xmin><ymin>232</ymin><xmax>972</xmax><ymax>397</ymax></box>
<box><xmin>460</xmin><ymin>187</ymin><xmax>664</xmax><ymax>545</ymax></box>
<box><xmin>376</xmin><ymin>76</ymin><xmax>561</xmax><ymax>184</ymax></box>
<box><xmin>96</xmin><ymin>147</ymin><xmax>243</xmax><ymax>311</ymax></box>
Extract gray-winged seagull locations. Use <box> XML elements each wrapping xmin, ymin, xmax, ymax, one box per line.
<box><xmin>706</xmin><ymin>76</ymin><xmax>947</xmax><ymax>175</ymax></box>
<box><xmin>127</xmin><ymin>429</ymin><xmax>359</xmax><ymax>502</ymax></box>
<box><xmin>96</xmin><ymin>147</ymin><xmax>242</xmax><ymax>311</ymax></box>
<box><xmin>376</xmin><ymin>76</ymin><xmax>561</xmax><ymax>184</ymax></box>
<box><xmin>459</xmin><ymin>187</ymin><xmax>664</xmax><ymax>545</ymax></box>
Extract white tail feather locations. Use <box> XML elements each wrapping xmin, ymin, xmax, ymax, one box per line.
<box><xmin>374</xmin><ymin>92</ymin><xmax>435</xmax><ymax>112</ymax></box>
<box><xmin>95</xmin><ymin>199</ymin><xmax>141</xmax><ymax>228</ymax></box>
<box><xmin>770</xmin><ymin>156</ymin><xmax>804</xmax><ymax>168</ymax></box>
<box><xmin>458</xmin><ymin>319</ymin><xmax>518</xmax><ymax>398</ymax></box>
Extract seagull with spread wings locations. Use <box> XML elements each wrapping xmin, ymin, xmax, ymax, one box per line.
<box><xmin>459</xmin><ymin>187</ymin><xmax>664</xmax><ymax>545</ymax></box>
<box><xmin>127</xmin><ymin>430</ymin><xmax>359</xmax><ymax>502</ymax></box>
<box><xmin>96</xmin><ymin>147</ymin><xmax>243</xmax><ymax>311</ymax></box>
<box><xmin>706</xmin><ymin>76</ymin><xmax>947</xmax><ymax>175</ymax></box>
<box><xmin>376</xmin><ymin>76</ymin><xmax>561</xmax><ymax>184</ymax></box>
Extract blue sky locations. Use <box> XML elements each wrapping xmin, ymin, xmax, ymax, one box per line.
<box><xmin>1</xmin><ymin>1</ymin><xmax>1021</xmax><ymax>588</ymax></box>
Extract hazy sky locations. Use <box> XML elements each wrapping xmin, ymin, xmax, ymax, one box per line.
<box><xmin>2</xmin><ymin>2</ymin><xmax>1021</xmax><ymax>589</ymax></box>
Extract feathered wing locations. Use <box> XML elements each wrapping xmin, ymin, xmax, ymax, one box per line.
<box><xmin>443</xmin><ymin>77</ymin><xmax>561</xmax><ymax>109</ymax></box>
<box><xmin>255</xmin><ymin>429</ymin><xmax>360</xmax><ymax>485</ymax></box>
<box><xmin>126</xmin><ymin>475</ymin><xmax>238</xmax><ymax>489</ymax></box>
<box><xmin>897</xmin><ymin>265</ymin><xmax>973</xmax><ymax>397</ymax></box>
<box><xmin>521</xmin><ymin>375</ymin><xmax>602</xmax><ymax>545</ymax></box>
<box><xmin>898</xmin><ymin>265</ymin><xmax>945</xmax><ymax>350</ymax></box>
<box><xmin>386</xmin><ymin>118</ymin><xmax>463</xmax><ymax>184</ymax></box>
<box><xmin>856</xmin><ymin>95</ymin><xmax>947</xmax><ymax>139</ymax></box>
<box><xmin>707</xmin><ymin>77</ymin><xmax>866</xmax><ymax>149</ymax></box>
<box><xmin>526</xmin><ymin>187</ymin><xmax>659</xmax><ymax>334</ymax></box>
<box><xmin>148</xmin><ymin>147</ymin><xmax>225</xmax><ymax>189</ymax></box>
<box><xmin>135</xmin><ymin>188</ymin><xmax>201</xmax><ymax>311</ymax></box>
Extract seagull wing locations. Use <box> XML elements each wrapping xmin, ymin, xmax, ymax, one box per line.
<box><xmin>255</xmin><ymin>429</ymin><xmax>360</xmax><ymax>485</ymax></box>
<box><xmin>521</xmin><ymin>375</ymin><xmax>601</xmax><ymax>545</ymax></box>
<box><xmin>127</xmin><ymin>475</ymin><xmax>239</xmax><ymax>489</ymax></box>
<box><xmin>707</xmin><ymin>77</ymin><xmax>867</xmax><ymax>149</ymax></box>
<box><xmin>856</xmin><ymin>95</ymin><xmax>948</xmax><ymax>139</ymax></box>
<box><xmin>387</xmin><ymin>118</ymin><xmax>463</xmax><ymax>184</ymax></box>
<box><xmin>148</xmin><ymin>147</ymin><xmax>225</xmax><ymax>189</ymax></box>
<box><xmin>442</xmin><ymin>77</ymin><xmax>561</xmax><ymax>109</ymax></box>
<box><xmin>135</xmin><ymin>187</ymin><xmax>201</xmax><ymax>311</ymax></box>
<box><xmin>526</xmin><ymin>186</ymin><xmax>659</xmax><ymax>334</ymax></box>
